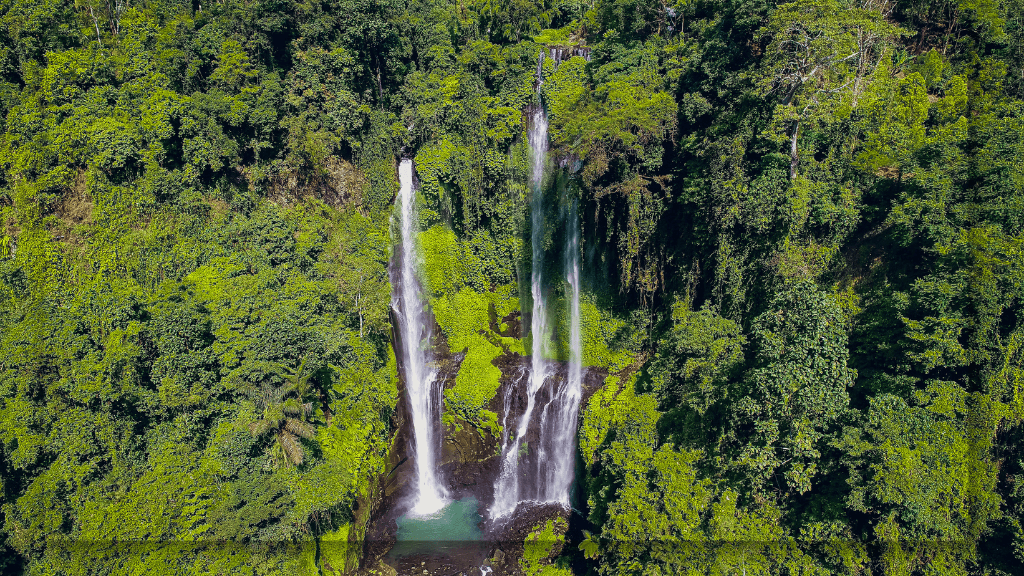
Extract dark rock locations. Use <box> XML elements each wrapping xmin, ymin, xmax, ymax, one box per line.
<box><xmin>441</xmin><ymin>416</ymin><xmax>498</xmax><ymax>468</ymax></box>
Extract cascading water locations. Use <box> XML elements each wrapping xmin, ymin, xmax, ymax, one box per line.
<box><xmin>491</xmin><ymin>51</ymin><xmax>552</xmax><ymax>519</ymax></box>
<box><xmin>538</xmin><ymin>200</ymin><xmax>582</xmax><ymax>505</ymax></box>
<box><xmin>490</xmin><ymin>50</ymin><xmax>584</xmax><ymax>518</ymax></box>
<box><xmin>392</xmin><ymin>158</ymin><xmax>447</xmax><ymax>516</ymax></box>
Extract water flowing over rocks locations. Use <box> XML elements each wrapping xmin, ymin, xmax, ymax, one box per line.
<box><xmin>366</xmin><ymin>46</ymin><xmax>596</xmax><ymax>575</ymax></box>
<box><xmin>491</xmin><ymin>47</ymin><xmax>585</xmax><ymax>521</ymax></box>
<box><xmin>546</xmin><ymin>46</ymin><xmax>591</xmax><ymax>66</ymax></box>
<box><xmin>363</xmin><ymin>299</ymin><xmax>605</xmax><ymax>573</ymax></box>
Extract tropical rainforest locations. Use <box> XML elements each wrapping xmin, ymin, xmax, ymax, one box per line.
<box><xmin>0</xmin><ymin>0</ymin><xmax>1023</xmax><ymax>574</ymax></box>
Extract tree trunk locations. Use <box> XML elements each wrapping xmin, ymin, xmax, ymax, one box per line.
<box><xmin>89</xmin><ymin>6</ymin><xmax>103</xmax><ymax>45</ymax></box>
<box><xmin>790</xmin><ymin>120</ymin><xmax>800</xmax><ymax>179</ymax></box>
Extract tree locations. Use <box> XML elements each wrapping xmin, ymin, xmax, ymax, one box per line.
<box><xmin>757</xmin><ymin>0</ymin><xmax>904</xmax><ymax>178</ymax></box>
<box><xmin>729</xmin><ymin>281</ymin><xmax>855</xmax><ymax>498</ymax></box>
<box><xmin>248</xmin><ymin>357</ymin><xmax>319</xmax><ymax>466</ymax></box>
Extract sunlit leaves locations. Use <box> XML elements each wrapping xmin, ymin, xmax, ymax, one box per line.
<box><xmin>732</xmin><ymin>281</ymin><xmax>854</xmax><ymax>497</ymax></box>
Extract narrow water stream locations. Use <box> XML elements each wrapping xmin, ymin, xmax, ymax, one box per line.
<box><xmin>540</xmin><ymin>199</ymin><xmax>582</xmax><ymax>505</ymax></box>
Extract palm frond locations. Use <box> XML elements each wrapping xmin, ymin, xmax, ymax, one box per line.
<box><xmin>279</xmin><ymin>431</ymin><xmax>304</xmax><ymax>466</ymax></box>
<box><xmin>282</xmin><ymin>398</ymin><xmax>303</xmax><ymax>416</ymax></box>
<box><xmin>248</xmin><ymin>418</ymin><xmax>274</xmax><ymax>437</ymax></box>
<box><xmin>265</xmin><ymin>404</ymin><xmax>285</xmax><ymax>423</ymax></box>
<box><xmin>284</xmin><ymin>418</ymin><xmax>317</xmax><ymax>440</ymax></box>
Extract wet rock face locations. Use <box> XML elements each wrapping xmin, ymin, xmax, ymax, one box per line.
<box><xmin>434</xmin><ymin>322</ymin><xmax>502</xmax><ymax>500</ymax></box>
<box><xmin>440</xmin><ymin>418</ymin><xmax>498</xmax><ymax>468</ymax></box>
<box><xmin>374</xmin><ymin>555</ymin><xmax>479</xmax><ymax>576</ymax></box>
<box><xmin>485</xmin><ymin>360</ymin><xmax>606</xmax><ymax>511</ymax></box>
<box><xmin>491</xmin><ymin>307</ymin><xmax>522</xmax><ymax>339</ymax></box>
<box><xmin>439</xmin><ymin>415</ymin><xmax>502</xmax><ymax>503</ymax></box>
<box><xmin>545</xmin><ymin>46</ymin><xmax>591</xmax><ymax>66</ymax></box>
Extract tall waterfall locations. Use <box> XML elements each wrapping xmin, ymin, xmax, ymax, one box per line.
<box><xmin>392</xmin><ymin>158</ymin><xmax>447</xmax><ymax>516</ymax></box>
<box><xmin>491</xmin><ymin>51</ymin><xmax>551</xmax><ymax>518</ymax></box>
<box><xmin>491</xmin><ymin>50</ymin><xmax>583</xmax><ymax>518</ymax></box>
<box><xmin>491</xmin><ymin>102</ymin><xmax>550</xmax><ymax>519</ymax></box>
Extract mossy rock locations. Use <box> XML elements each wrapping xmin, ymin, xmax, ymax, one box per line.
<box><xmin>441</xmin><ymin>413</ymin><xmax>500</xmax><ymax>466</ymax></box>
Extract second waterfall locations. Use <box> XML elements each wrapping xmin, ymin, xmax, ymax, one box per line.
<box><xmin>491</xmin><ymin>50</ymin><xmax>583</xmax><ymax>519</ymax></box>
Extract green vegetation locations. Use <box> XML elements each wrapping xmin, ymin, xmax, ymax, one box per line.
<box><xmin>420</xmin><ymin>224</ymin><xmax>521</xmax><ymax>427</ymax></box>
<box><xmin>1</xmin><ymin>193</ymin><xmax>397</xmax><ymax>573</ymax></box>
<box><xmin>0</xmin><ymin>0</ymin><xmax>1022</xmax><ymax>574</ymax></box>
<box><xmin>521</xmin><ymin>517</ymin><xmax>572</xmax><ymax>576</ymax></box>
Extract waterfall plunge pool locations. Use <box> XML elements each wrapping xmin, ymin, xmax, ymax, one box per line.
<box><xmin>388</xmin><ymin>497</ymin><xmax>491</xmax><ymax>564</ymax></box>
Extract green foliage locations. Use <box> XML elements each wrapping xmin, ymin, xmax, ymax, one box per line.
<box><xmin>420</xmin><ymin>224</ymin><xmax>522</xmax><ymax>424</ymax></box>
<box><xmin>436</xmin><ymin>287</ymin><xmax>507</xmax><ymax>422</ymax></box>
<box><xmin>521</xmin><ymin>517</ymin><xmax>571</xmax><ymax>576</ymax></box>
<box><xmin>731</xmin><ymin>281</ymin><xmax>855</xmax><ymax>497</ymax></box>
<box><xmin>0</xmin><ymin>184</ymin><xmax>396</xmax><ymax>574</ymax></box>
<box><xmin>649</xmin><ymin>301</ymin><xmax>745</xmax><ymax>415</ymax></box>
<box><xmin>555</xmin><ymin>292</ymin><xmax>638</xmax><ymax>370</ymax></box>
<box><xmin>247</xmin><ymin>358</ymin><xmax>320</xmax><ymax>467</ymax></box>
<box><xmin>757</xmin><ymin>0</ymin><xmax>906</xmax><ymax>166</ymax></box>
<box><xmin>544</xmin><ymin>42</ymin><xmax>677</xmax><ymax>295</ymax></box>
<box><xmin>0</xmin><ymin>0</ymin><xmax>1023</xmax><ymax>573</ymax></box>
<box><xmin>578</xmin><ymin>373</ymin><xmax>636</xmax><ymax>466</ymax></box>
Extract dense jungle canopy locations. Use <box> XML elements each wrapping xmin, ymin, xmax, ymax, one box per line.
<box><xmin>0</xmin><ymin>0</ymin><xmax>1023</xmax><ymax>574</ymax></box>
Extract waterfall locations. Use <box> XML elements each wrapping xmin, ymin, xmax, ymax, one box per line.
<box><xmin>491</xmin><ymin>103</ymin><xmax>550</xmax><ymax>519</ymax></box>
<box><xmin>491</xmin><ymin>51</ymin><xmax>551</xmax><ymax>518</ymax></box>
<box><xmin>490</xmin><ymin>49</ymin><xmax>583</xmax><ymax>518</ymax></box>
<box><xmin>542</xmin><ymin>200</ymin><xmax>582</xmax><ymax>505</ymax></box>
<box><xmin>393</xmin><ymin>158</ymin><xmax>447</xmax><ymax>516</ymax></box>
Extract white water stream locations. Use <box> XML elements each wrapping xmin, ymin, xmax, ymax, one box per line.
<box><xmin>490</xmin><ymin>50</ymin><xmax>582</xmax><ymax>518</ymax></box>
<box><xmin>540</xmin><ymin>200</ymin><xmax>582</xmax><ymax>505</ymax></box>
<box><xmin>393</xmin><ymin>158</ymin><xmax>447</xmax><ymax>516</ymax></box>
<box><xmin>491</xmin><ymin>99</ymin><xmax>550</xmax><ymax>518</ymax></box>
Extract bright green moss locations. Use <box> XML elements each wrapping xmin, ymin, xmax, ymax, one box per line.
<box><xmin>447</xmin><ymin>335</ymin><xmax>504</xmax><ymax>421</ymax></box>
<box><xmin>319</xmin><ymin>524</ymin><xmax>354</xmax><ymax>575</ymax></box>
<box><xmin>434</xmin><ymin>287</ymin><xmax>504</xmax><ymax>424</ymax></box>
<box><xmin>579</xmin><ymin>298</ymin><xmax>636</xmax><ymax>371</ymax></box>
<box><xmin>420</xmin><ymin>225</ymin><xmax>524</xmax><ymax>425</ymax></box>
<box><xmin>433</xmin><ymin>287</ymin><xmax>491</xmax><ymax>350</ymax></box>
<box><xmin>478</xmin><ymin>409</ymin><xmax>502</xmax><ymax>440</ymax></box>
<box><xmin>551</xmin><ymin>292</ymin><xmax>637</xmax><ymax>371</ymax></box>
<box><xmin>579</xmin><ymin>373</ymin><xmax>643</xmax><ymax>466</ymax></box>
<box><xmin>520</xmin><ymin>517</ymin><xmax>571</xmax><ymax>576</ymax></box>
<box><xmin>421</xmin><ymin>220</ymin><xmax>633</xmax><ymax>427</ymax></box>
<box><xmin>419</xmin><ymin>225</ymin><xmax>484</xmax><ymax>297</ymax></box>
<box><xmin>295</xmin><ymin>541</ymin><xmax>320</xmax><ymax>576</ymax></box>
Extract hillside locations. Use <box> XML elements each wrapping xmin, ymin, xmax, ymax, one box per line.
<box><xmin>1</xmin><ymin>0</ymin><xmax>1023</xmax><ymax>574</ymax></box>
